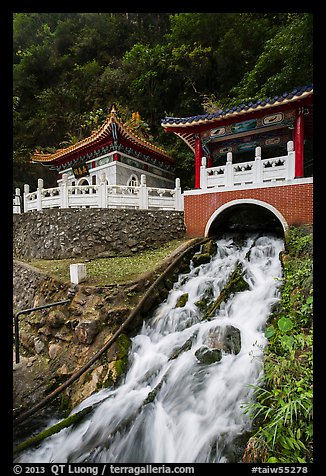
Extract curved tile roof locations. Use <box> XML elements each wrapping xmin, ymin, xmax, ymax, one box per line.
<box><xmin>161</xmin><ymin>84</ymin><xmax>313</xmax><ymax>129</ymax></box>
<box><xmin>33</xmin><ymin>105</ymin><xmax>174</xmax><ymax>164</ymax></box>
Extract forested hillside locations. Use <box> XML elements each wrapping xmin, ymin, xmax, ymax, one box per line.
<box><xmin>13</xmin><ymin>12</ymin><xmax>313</xmax><ymax>190</ymax></box>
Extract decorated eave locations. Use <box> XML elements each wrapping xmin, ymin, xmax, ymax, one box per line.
<box><xmin>161</xmin><ymin>85</ymin><xmax>313</xmax><ymax>151</ymax></box>
<box><xmin>33</xmin><ymin>105</ymin><xmax>175</xmax><ymax>170</ymax></box>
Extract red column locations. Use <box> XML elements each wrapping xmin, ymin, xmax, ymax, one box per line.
<box><xmin>294</xmin><ymin>108</ymin><xmax>304</xmax><ymax>178</ymax></box>
<box><xmin>113</xmin><ymin>153</ymin><xmax>120</xmax><ymax>161</ymax></box>
<box><xmin>194</xmin><ymin>134</ymin><xmax>203</xmax><ymax>188</ymax></box>
<box><xmin>207</xmin><ymin>156</ymin><xmax>213</xmax><ymax>168</ymax></box>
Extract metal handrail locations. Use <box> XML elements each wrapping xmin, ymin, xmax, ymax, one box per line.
<box><xmin>13</xmin><ymin>299</ymin><xmax>71</xmax><ymax>364</ymax></box>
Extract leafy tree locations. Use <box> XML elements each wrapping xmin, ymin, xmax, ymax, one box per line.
<box><xmin>12</xmin><ymin>13</ymin><xmax>313</xmax><ymax>190</ymax></box>
<box><xmin>122</xmin><ymin>43</ymin><xmax>172</xmax><ymax>125</ymax></box>
<box><xmin>229</xmin><ymin>13</ymin><xmax>313</xmax><ymax>104</ymax></box>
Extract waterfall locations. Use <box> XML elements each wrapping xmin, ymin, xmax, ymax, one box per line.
<box><xmin>16</xmin><ymin>234</ymin><xmax>284</xmax><ymax>463</ymax></box>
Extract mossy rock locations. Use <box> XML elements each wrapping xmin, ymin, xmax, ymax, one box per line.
<box><xmin>114</xmin><ymin>358</ymin><xmax>128</xmax><ymax>379</ymax></box>
<box><xmin>192</xmin><ymin>253</ymin><xmax>211</xmax><ymax>267</ymax></box>
<box><xmin>233</xmin><ymin>275</ymin><xmax>249</xmax><ymax>293</ymax></box>
<box><xmin>175</xmin><ymin>293</ymin><xmax>189</xmax><ymax>308</ymax></box>
<box><xmin>143</xmin><ymin>379</ymin><xmax>165</xmax><ymax>405</ymax></box>
<box><xmin>202</xmin><ymin>240</ymin><xmax>217</xmax><ymax>256</ymax></box>
<box><xmin>195</xmin><ymin>346</ymin><xmax>222</xmax><ymax>365</ymax></box>
<box><xmin>113</xmin><ymin>333</ymin><xmax>131</xmax><ymax>381</ymax></box>
<box><xmin>116</xmin><ymin>332</ymin><xmax>130</xmax><ymax>359</ymax></box>
<box><xmin>203</xmin><ymin>262</ymin><xmax>249</xmax><ymax>319</ymax></box>
<box><xmin>169</xmin><ymin>336</ymin><xmax>193</xmax><ymax>360</ymax></box>
<box><xmin>164</xmin><ymin>277</ymin><xmax>174</xmax><ymax>291</ymax></box>
<box><xmin>195</xmin><ymin>286</ymin><xmax>214</xmax><ymax>312</ymax></box>
<box><xmin>58</xmin><ymin>390</ymin><xmax>73</xmax><ymax>415</ymax></box>
<box><xmin>96</xmin><ymin>369</ymin><xmax>114</xmax><ymax>391</ymax></box>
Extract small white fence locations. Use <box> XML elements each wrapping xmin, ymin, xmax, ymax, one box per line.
<box><xmin>200</xmin><ymin>141</ymin><xmax>296</xmax><ymax>189</ymax></box>
<box><xmin>13</xmin><ymin>188</ymin><xmax>22</xmax><ymax>214</ymax></box>
<box><xmin>20</xmin><ymin>174</ymin><xmax>184</xmax><ymax>213</ymax></box>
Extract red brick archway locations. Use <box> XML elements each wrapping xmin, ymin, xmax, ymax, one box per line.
<box><xmin>184</xmin><ymin>180</ymin><xmax>313</xmax><ymax>237</ymax></box>
<box><xmin>204</xmin><ymin>199</ymin><xmax>288</xmax><ymax>236</ymax></box>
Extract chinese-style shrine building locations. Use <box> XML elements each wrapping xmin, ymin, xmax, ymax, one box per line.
<box><xmin>32</xmin><ymin>105</ymin><xmax>175</xmax><ymax>190</ymax></box>
<box><xmin>161</xmin><ymin>85</ymin><xmax>313</xmax><ymax>237</ymax></box>
<box><xmin>22</xmin><ymin>86</ymin><xmax>313</xmax><ymax>238</ymax></box>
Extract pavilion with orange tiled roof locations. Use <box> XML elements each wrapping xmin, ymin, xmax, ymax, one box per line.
<box><xmin>33</xmin><ymin>105</ymin><xmax>175</xmax><ymax>189</ymax></box>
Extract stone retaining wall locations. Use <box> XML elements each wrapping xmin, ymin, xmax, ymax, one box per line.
<box><xmin>13</xmin><ymin>208</ymin><xmax>185</xmax><ymax>260</ymax></box>
<box><xmin>13</xmin><ymin>261</ymin><xmax>69</xmax><ymax>311</ymax></box>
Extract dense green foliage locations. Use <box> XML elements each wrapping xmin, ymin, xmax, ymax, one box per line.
<box><xmin>242</xmin><ymin>226</ymin><xmax>313</xmax><ymax>463</ymax></box>
<box><xmin>13</xmin><ymin>12</ymin><xmax>313</xmax><ymax>190</ymax></box>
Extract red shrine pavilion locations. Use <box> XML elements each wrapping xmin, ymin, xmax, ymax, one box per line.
<box><xmin>161</xmin><ymin>85</ymin><xmax>313</xmax><ymax>188</ymax></box>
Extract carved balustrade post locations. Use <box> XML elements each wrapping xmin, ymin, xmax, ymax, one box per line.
<box><xmin>37</xmin><ymin>178</ymin><xmax>43</xmax><ymax>211</ymax></box>
<box><xmin>225</xmin><ymin>152</ymin><xmax>233</xmax><ymax>187</ymax></box>
<box><xmin>200</xmin><ymin>156</ymin><xmax>207</xmax><ymax>189</ymax></box>
<box><xmin>139</xmin><ymin>174</ymin><xmax>148</xmax><ymax>209</ymax></box>
<box><xmin>60</xmin><ymin>173</ymin><xmax>69</xmax><ymax>208</ymax></box>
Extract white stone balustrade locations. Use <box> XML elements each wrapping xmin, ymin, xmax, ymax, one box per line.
<box><xmin>19</xmin><ymin>174</ymin><xmax>184</xmax><ymax>213</ymax></box>
<box><xmin>13</xmin><ymin>188</ymin><xmax>22</xmax><ymax>214</ymax></box>
<box><xmin>200</xmin><ymin>141</ymin><xmax>296</xmax><ymax>190</ymax></box>
<box><xmin>16</xmin><ymin>143</ymin><xmax>296</xmax><ymax>214</ymax></box>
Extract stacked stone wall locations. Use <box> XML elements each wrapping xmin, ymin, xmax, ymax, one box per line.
<box><xmin>13</xmin><ymin>208</ymin><xmax>186</xmax><ymax>260</ymax></box>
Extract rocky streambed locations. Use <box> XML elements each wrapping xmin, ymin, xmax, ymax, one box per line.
<box><xmin>13</xmin><ymin>238</ymin><xmax>210</xmax><ymax>423</ymax></box>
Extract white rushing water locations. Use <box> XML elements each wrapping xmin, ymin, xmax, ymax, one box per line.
<box><xmin>17</xmin><ymin>234</ymin><xmax>284</xmax><ymax>463</ymax></box>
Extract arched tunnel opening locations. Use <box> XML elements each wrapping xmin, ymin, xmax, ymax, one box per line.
<box><xmin>207</xmin><ymin>203</ymin><xmax>285</xmax><ymax>238</ymax></box>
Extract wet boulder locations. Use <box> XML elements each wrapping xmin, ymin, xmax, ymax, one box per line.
<box><xmin>192</xmin><ymin>253</ymin><xmax>211</xmax><ymax>267</ymax></box>
<box><xmin>195</xmin><ymin>346</ymin><xmax>222</xmax><ymax>364</ymax></box>
<box><xmin>195</xmin><ymin>285</ymin><xmax>214</xmax><ymax>312</ymax></box>
<box><xmin>175</xmin><ymin>293</ymin><xmax>189</xmax><ymax>308</ymax></box>
<box><xmin>202</xmin><ymin>239</ymin><xmax>217</xmax><ymax>256</ymax></box>
<box><xmin>208</xmin><ymin>325</ymin><xmax>241</xmax><ymax>355</ymax></box>
<box><xmin>169</xmin><ymin>336</ymin><xmax>194</xmax><ymax>360</ymax></box>
<box><xmin>223</xmin><ymin>325</ymin><xmax>241</xmax><ymax>355</ymax></box>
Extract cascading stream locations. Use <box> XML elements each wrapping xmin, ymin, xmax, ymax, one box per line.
<box><xmin>16</xmin><ymin>234</ymin><xmax>284</xmax><ymax>463</ymax></box>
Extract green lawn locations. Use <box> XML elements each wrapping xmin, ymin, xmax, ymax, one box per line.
<box><xmin>27</xmin><ymin>239</ymin><xmax>187</xmax><ymax>286</ymax></box>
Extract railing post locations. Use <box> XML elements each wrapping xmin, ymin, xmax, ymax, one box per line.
<box><xmin>200</xmin><ymin>156</ymin><xmax>207</xmax><ymax>189</ymax></box>
<box><xmin>286</xmin><ymin>140</ymin><xmax>295</xmax><ymax>180</ymax></box>
<box><xmin>139</xmin><ymin>174</ymin><xmax>148</xmax><ymax>209</ymax></box>
<box><xmin>98</xmin><ymin>172</ymin><xmax>107</xmax><ymax>208</ymax></box>
<box><xmin>253</xmin><ymin>146</ymin><xmax>263</xmax><ymax>183</ymax></box>
<box><xmin>14</xmin><ymin>188</ymin><xmax>21</xmax><ymax>214</ymax></box>
<box><xmin>37</xmin><ymin>178</ymin><xmax>43</xmax><ymax>211</ymax></box>
<box><xmin>23</xmin><ymin>184</ymin><xmax>29</xmax><ymax>213</ymax></box>
<box><xmin>174</xmin><ymin>177</ymin><xmax>183</xmax><ymax>211</ymax></box>
<box><xmin>225</xmin><ymin>152</ymin><xmax>233</xmax><ymax>187</ymax></box>
<box><xmin>60</xmin><ymin>173</ymin><xmax>68</xmax><ymax>208</ymax></box>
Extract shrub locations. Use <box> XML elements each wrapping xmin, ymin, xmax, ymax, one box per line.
<box><xmin>242</xmin><ymin>226</ymin><xmax>313</xmax><ymax>463</ymax></box>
